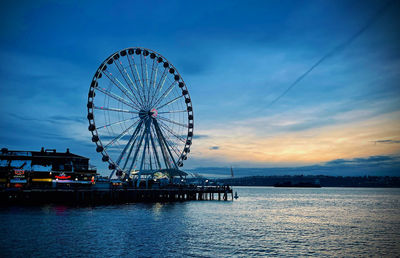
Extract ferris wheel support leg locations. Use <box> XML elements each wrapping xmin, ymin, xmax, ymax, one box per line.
<box><xmin>113</xmin><ymin>125</ymin><xmax>139</xmax><ymax>178</ymax></box>
<box><xmin>153</xmin><ymin>119</ymin><xmax>179</xmax><ymax>170</ymax></box>
<box><xmin>128</xmin><ymin>122</ymin><xmax>147</xmax><ymax>182</ymax></box>
<box><xmin>153</xmin><ymin>120</ymin><xmax>172</xmax><ymax>170</ymax></box>
<box><xmin>149</xmin><ymin>129</ymin><xmax>162</xmax><ymax>170</ymax></box>
<box><xmin>109</xmin><ymin>120</ymin><xmax>143</xmax><ymax>179</ymax></box>
<box><xmin>120</xmin><ymin>121</ymin><xmax>143</xmax><ymax>171</ymax></box>
<box><xmin>137</xmin><ymin>120</ymin><xmax>151</xmax><ymax>188</ymax></box>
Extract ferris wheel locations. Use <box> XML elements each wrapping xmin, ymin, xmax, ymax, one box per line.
<box><xmin>87</xmin><ymin>47</ymin><xmax>194</xmax><ymax>182</ymax></box>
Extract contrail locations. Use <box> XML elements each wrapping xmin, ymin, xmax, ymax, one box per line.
<box><xmin>266</xmin><ymin>1</ymin><xmax>394</xmax><ymax>108</ymax></box>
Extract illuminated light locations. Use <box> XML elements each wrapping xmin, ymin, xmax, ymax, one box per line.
<box><xmin>151</xmin><ymin>108</ymin><xmax>158</xmax><ymax>118</ymax></box>
<box><xmin>54</xmin><ymin>180</ymin><xmax>74</xmax><ymax>183</ymax></box>
<box><xmin>55</xmin><ymin>175</ymin><xmax>71</xmax><ymax>180</ymax></box>
<box><xmin>10</xmin><ymin>179</ymin><xmax>27</xmax><ymax>183</ymax></box>
<box><xmin>32</xmin><ymin>178</ymin><xmax>52</xmax><ymax>182</ymax></box>
<box><xmin>14</xmin><ymin>169</ymin><xmax>25</xmax><ymax>175</ymax></box>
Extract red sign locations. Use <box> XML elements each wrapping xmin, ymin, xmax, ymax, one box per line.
<box><xmin>14</xmin><ymin>170</ymin><xmax>25</xmax><ymax>178</ymax></box>
<box><xmin>14</xmin><ymin>170</ymin><xmax>25</xmax><ymax>175</ymax></box>
<box><xmin>55</xmin><ymin>175</ymin><xmax>71</xmax><ymax>180</ymax></box>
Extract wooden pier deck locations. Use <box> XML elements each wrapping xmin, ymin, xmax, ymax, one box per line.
<box><xmin>0</xmin><ymin>186</ymin><xmax>234</xmax><ymax>205</ymax></box>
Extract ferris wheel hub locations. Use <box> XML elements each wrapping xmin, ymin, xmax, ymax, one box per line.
<box><xmin>138</xmin><ymin>109</ymin><xmax>157</xmax><ymax>120</ymax></box>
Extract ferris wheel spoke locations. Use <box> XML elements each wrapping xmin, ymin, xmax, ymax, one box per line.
<box><xmin>153</xmin><ymin>119</ymin><xmax>178</xmax><ymax>169</ymax></box>
<box><xmin>128</xmin><ymin>55</ymin><xmax>144</xmax><ymax>88</ymax></box>
<box><xmin>158</xmin><ymin>120</ymin><xmax>186</xmax><ymax>143</ymax></box>
<box><xmin>157</xmin><ymin>110</ymin><xmax>186</xmax><ymax>114</ymax></box>
<box><xmin>152</xmin><ymin>81</ymin><xmax>177</xmax><ymax>109</ymax></box>
<box><xmin>152</xmin><ymin>64</ymin><xmax>158</xmax><ymax>89</ymax></box>
<box><xmin>149</xmin><ymin>68</ymin><xmax>168</xmax><ymax>107</ymax></box>
<box><xmin>158</xmin><ymin>71</ymin><xmax>168</xmax><ymax>93</ymax></box>
<box><xmin>113</xmin><ymin>60</ymin><xmax>144</xmax><ymax>106</ymax></box>
<box><xmin>97</xmin><ymin>116</ymin><xmax>138</xmax><ymax>130</ymax></box>
<box><xmin>156</xmin><ymin>95</ymin><xmax>184</xmax><ymax>110</ymax></box>
<box><xmin>160</xmin><ymin>127</ymin><xmax>186</xmax><ymax>160</ymax></box>
<box><xmin>102</xmin><ymin>70</ymin><xmax>141</xmax><ymax>108</ymax></box>
<box><xmin>167</xmin><ymin>139</ymin><xmax>181</xmax><ymax>158</ymax></box>
<box><xmin>144</xmin><ymin>57</ymin><xmax>153</xmax><ymax>110</ymax></box>
<box><xmin>162</xmin><ymin>132</ymin><xmax>181</xmax><ymax>157</ymax></box>
<box><xmin>148</xmin><ymin>64</ymin><xmax>160</xmax><ymax>107</ymax></box>
<box><xmin>103</xmin><ymin>119</ymin><xmax>141</xmax><ymax>150</ymax></box>
<box><xmin>140</xmin><ymin>54</ymin><xmax>150</xmax><ymax>107</ymax></box>
<box><xmin>157</xmin><ymin>116</ymin><xmax>188</xmax><ymax>128</ymax></box>
<box><xmin>131</xmin><ymin>56</ymin><xmax>148</xmax><ymax>105</ymax></box>
<box><xmin>148</xmin><ymin>58</ymin><xmax>156</xmax><ymax>109</ymax></box>
<box><xmin>96</xmin><ymin>87</ymin><xmax>141</xmax><ymax>111</ymax></box>
<box><xmin>126</xmin><ymin>55</ymin><xmax>146</xmax><ymax>105</ymax></box>
<box><xmin>94</xmin><ymin>105</ymin><xmax>138</xmax><ymax>114</ymax></box>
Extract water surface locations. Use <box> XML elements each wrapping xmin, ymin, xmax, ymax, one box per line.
<box><xmin>1</xmin><ymin>187</ymin><xmax>399</xmax><ymax>257</ymax></box>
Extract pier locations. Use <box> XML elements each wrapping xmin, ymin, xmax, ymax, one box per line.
<box><xmin>0</xmin><ymin>186</ymin><xmax>234</xmax><ymax>205</ymax></box>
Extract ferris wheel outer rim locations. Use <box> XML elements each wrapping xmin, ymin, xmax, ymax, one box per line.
<box><xmin>87</xmin><ymin>47</ymin><xmax>194</xmax><ymax>174</ymax></box>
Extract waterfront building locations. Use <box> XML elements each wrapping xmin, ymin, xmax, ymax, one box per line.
<box><xmin>0</xmin><ymin>147</ymin><xmax>97</xmax><ymax>189</ymax></box>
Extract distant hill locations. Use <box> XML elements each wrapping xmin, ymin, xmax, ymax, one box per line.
<box><xmin>216</xmin><ymin>175</ymin><xmax>400</xmax><ymax>187</ymax></box>
<box><xmin>187</xmin><ymin>155</ymin><xmax>400</xmax><ymax>178</ymax></box>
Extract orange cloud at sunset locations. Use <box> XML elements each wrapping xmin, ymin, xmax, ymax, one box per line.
<box><xmin>193</xmin><ymin>111</ymin><xmax>400</xmax><ymax>166</ymax></box>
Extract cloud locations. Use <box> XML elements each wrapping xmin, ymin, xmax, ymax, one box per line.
<box><xmin>193</xmin><ymin>134</ymin><xmax>209</xmax><ymax>139</ymax></box>
<box><xmin>101</xmin><ymin>135</ymin><xmax>132</xmax><ymax>141</ymax></box>
<box><xmin>48</xmin><ymin>115</ymin><xmax>85</xmax><ymax>123</ymax></box>
<box><xmin>5</xmin><ymin>113</ymin><xmax>85</xmax><ymax>124</ymax></box>
<box><xmin>326</xmin><ymin>155</ymin><xmax>399</xmax><ymax>166</ymax></box>
<box><xmin>209</xmin><ymin>146</ymin><xmax>220</xmax><ymax>150</ymax></box>
<box><xmin>189</xmin><ymin>110</ymin><xmax>400</xmax><ymax>166</ymax></box>
<box><xmin>374</xmin><ymin>139</ymin><xmax>400</xmax><ymax>144</ymax></box>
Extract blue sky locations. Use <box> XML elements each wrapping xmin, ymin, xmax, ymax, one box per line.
<box><xmin>1</xmin><ymin>0</ymin><xmax>399</xmax><ymax>176</ymax></box>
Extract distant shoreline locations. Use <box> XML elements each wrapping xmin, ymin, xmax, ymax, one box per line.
<box><xmin>216</xmin><ymin>175</ymin><xmax>400</xmax><ymax>188</ymax></box>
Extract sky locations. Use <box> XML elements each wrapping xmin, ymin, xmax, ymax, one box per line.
<box><xmin>0</xmin><ymin>0</ymin><xmax>399</xmax><ymax>176</ymax></box>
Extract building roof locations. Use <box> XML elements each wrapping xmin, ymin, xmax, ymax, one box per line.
<box><xmin>0</xmin><ymin>147</ymin><xmax>89</xmax><ymax>161</ymax></box>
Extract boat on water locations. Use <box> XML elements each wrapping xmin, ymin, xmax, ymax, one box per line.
<box><xmin>274</xmin><ymin>181</ymin><xmax>321</xmax><ymax>188</ymax></box>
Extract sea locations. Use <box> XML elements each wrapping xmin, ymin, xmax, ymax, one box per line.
<box><xmin>1</xmin><ymin>187</ymin><xmax>399</xmax><ymax>257</ymax></box>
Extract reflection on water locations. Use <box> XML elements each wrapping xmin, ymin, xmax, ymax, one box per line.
<box><xmin>0</xmin><ymin>187</ymin><xmax>399</xmax><ymax>257</ymax></box>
